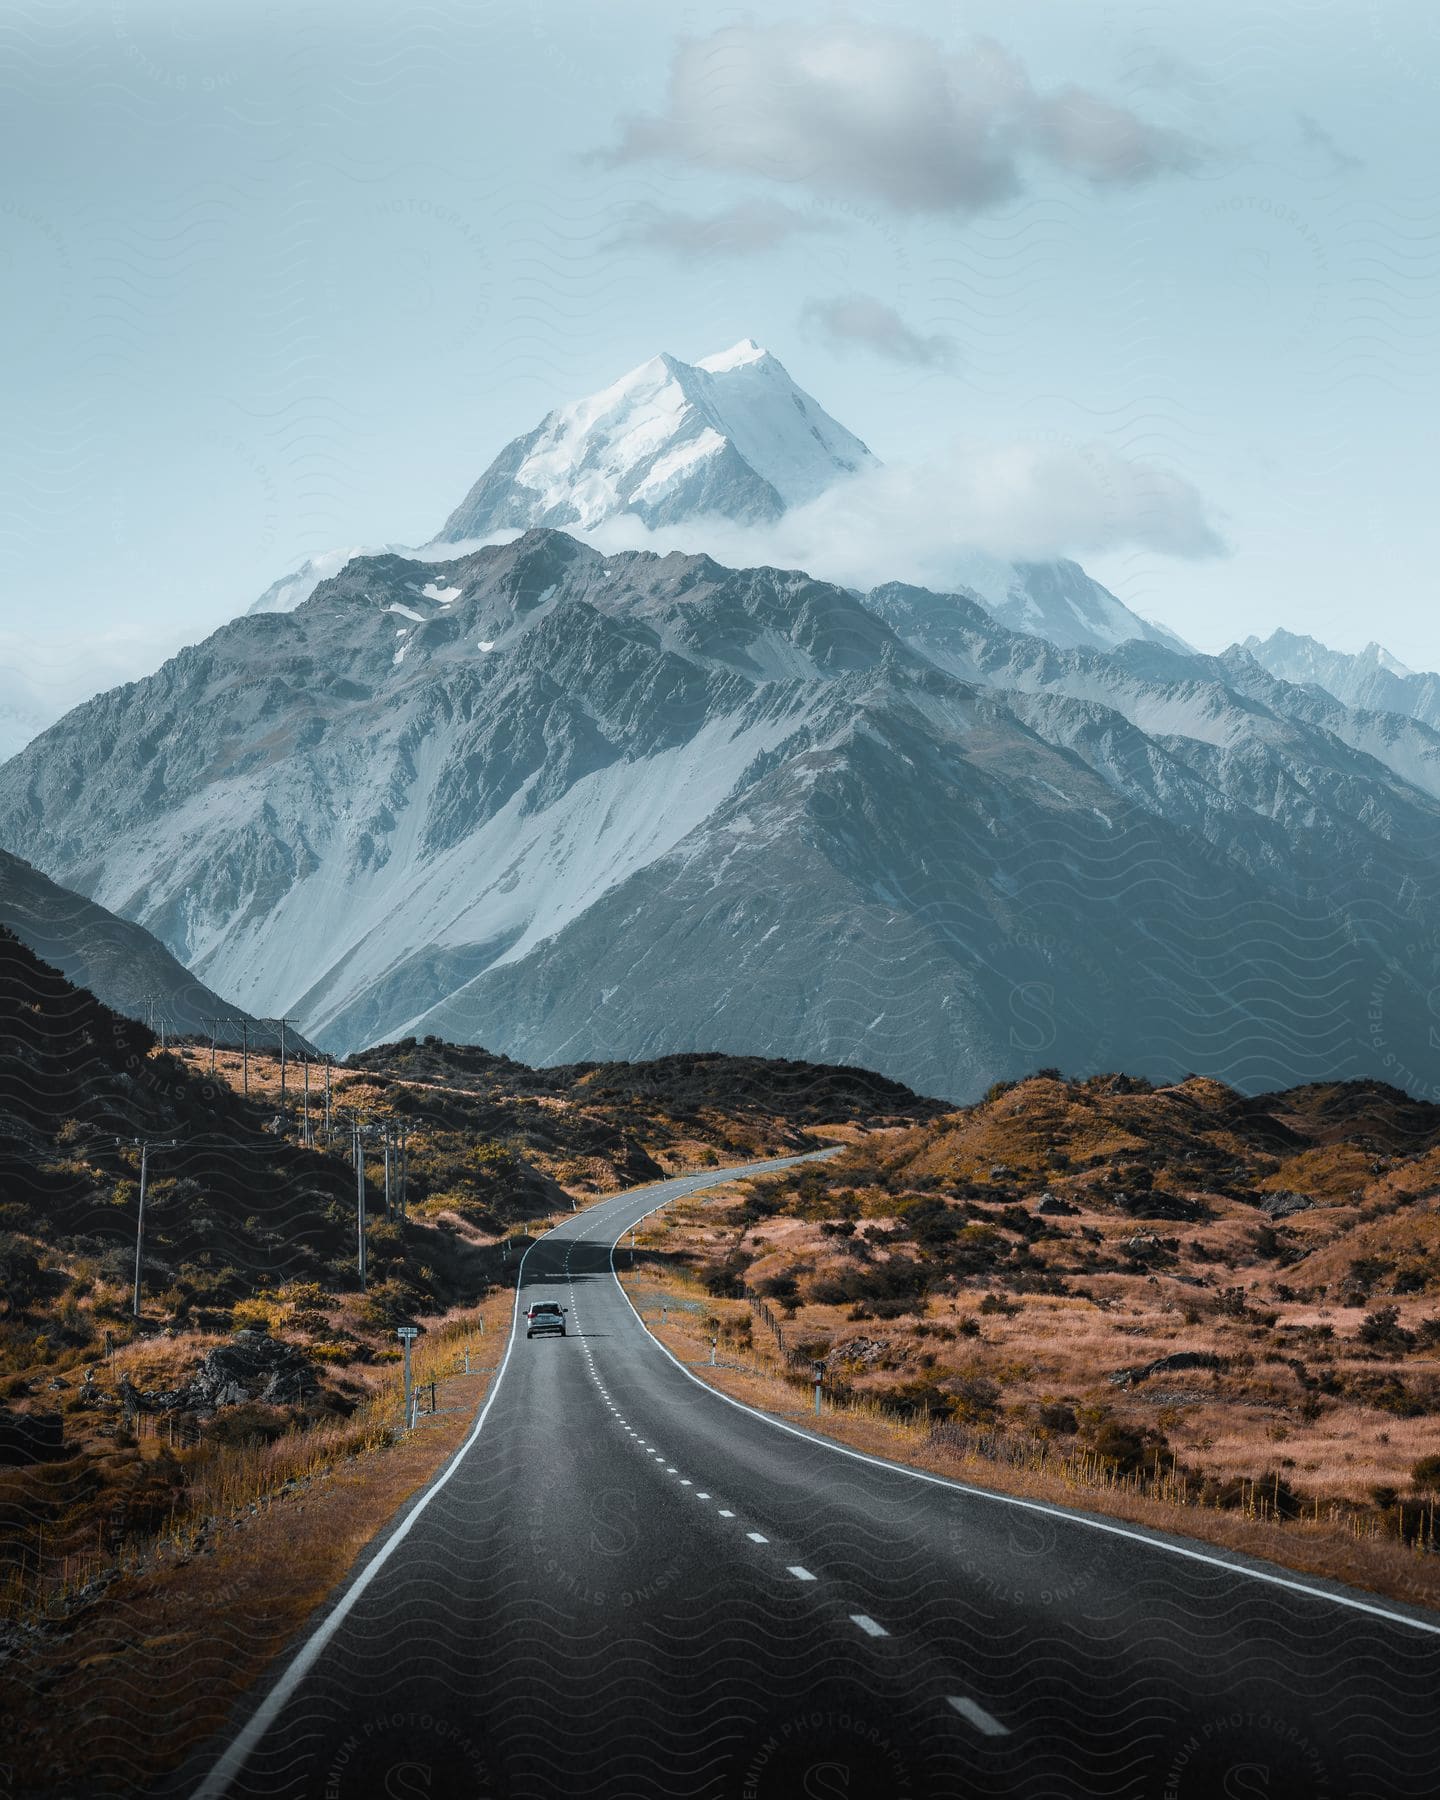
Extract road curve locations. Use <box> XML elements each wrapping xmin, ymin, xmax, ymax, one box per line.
<box><xmin>182</xmin><ymin>1155</ymin><xmax>1440</xmax><ymax>1800</ymax></box>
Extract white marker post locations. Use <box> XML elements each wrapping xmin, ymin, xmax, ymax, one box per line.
<box><xmin>813</xmin><ymin>1359</ymin><xmax>824</xmax><ymax>1417</ymax></box>
<box><xmin>397</xmin><ymin>1326</ymin><xmax>419</xmax><ymax>1431</ymax></box>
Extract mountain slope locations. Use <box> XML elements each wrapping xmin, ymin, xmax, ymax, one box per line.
<box><xmin>0</xmin><ymin>847</ymin><xmax>283</xmax><ymax>1044</ymax></box>
<box><xmin>3</xmin><ymin>529</ymin><xmax>1439</xmax><ymax>1102</ymax></box>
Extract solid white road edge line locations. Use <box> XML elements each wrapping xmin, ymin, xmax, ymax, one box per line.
<box><xmin>607</xmin><ymin>1165</ymin><xmax>1440</xmax><ymax>1641</ymax></box>
<box><xmin>191</xmin><ymin>1156</ymin><xmax>808</xmax><ymax>1796</ymax></box>
<box><xmin>190</xmin><ymin>1231</ymin><xmax>538</xmax><ymax>1799</ymax></box>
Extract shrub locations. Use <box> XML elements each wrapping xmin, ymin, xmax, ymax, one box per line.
<box><xmin>896</xmin><ymin>1197</ymin><xmax>967</xmax><ymax>1250</ymax></box>
<box><xmin>0</xmin><ymin>1234</ymin><xmax>42</xmax><ymax>1313</ymax></box>
<box><xmin>1411</xmin><ymin>1454</ymin><xmax>1440</xmax><ymax>1492</ymax></box>
<box><xmin>204</xmin><ymin>1402</ymin><xmax>291</xmax><ymax>1449</ymax></box>
<box><xmin>949</xmin><ymin>1375</ymin><xmax>1001</xmax><ymax>1425</ymax></box>
<box><xmin>701</xmin><ymin>1253</ymin><xmax>752</xmax><ymax>1298</ymax></box>
<box><xmin>886</xmin><ymin>1377</ymin><xmax>953</xmax><ymax>1419</ymax></box>
<box><xmin>231</xmin><ymin>1299</ymin><xmax>277</xmax><ymax>1334</ymax></box>
<box><xmin>1201</xmin><ymin>1470</ymin><xmax>1303</xmax><ymax>1520</ymax></box>
<box><xmin>757</xmin><ymin>1273</ymin><xmax>800</xmax><ymax>1307</ymax></box>
<box><xmin>868</xmin><ymin>1296</ymin><xmax>918</xmax><ymax>1320</ymax></box>
<box><xmin>1358</xmin><ymin>1305</ymin><xmax>1416</xmax><ymax>1353</ymax></box>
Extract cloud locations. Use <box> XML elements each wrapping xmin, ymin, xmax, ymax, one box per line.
<box><xmin>603</xmin><ymin>23</ymin><xmax>1205</xmax><ymax>216</ymax></box>
<box><xmin>1296</xmin><ymin>112</ymin><xmax>1362</xmax><ymax>173</ymax></box>
<box><xmin>801</xmin><ymin>294</ymin><xmax>958</xmax><ymax>370</ymax></box>
<box><xmin>553</xmin><ymin>440</ymin><xmax>1225</xmax><ymax>599</ymax></box>
<box><xmin>608</xmin><ymin>198</ymin><xmax>836</xmax><ymax>260</ymax></box>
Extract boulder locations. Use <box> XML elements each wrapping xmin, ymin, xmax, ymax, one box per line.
<box><xmin>1259</xmin><ymin>1190</ymin><xmax>1312</xmax><ymax>1220</ymax></box>
<box><xmin>1033</xmin><ymin>1192</ymin><xmax>1077</xmax><ymax>1216</ymax></box>
<box><xmin>1116</xmin><ymin>1190</ymin><xmax>1203</xmax><ymax>1222</ymax></box>
<box><xmin>828</xmin><ymin>1336</ymin><xmax>893</xmax><ymax>1369</ymax></box>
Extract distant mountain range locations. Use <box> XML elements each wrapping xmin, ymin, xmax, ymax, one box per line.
<box><xmin>3</xmin><ymin>526</ymin><xmax>1439</xmax><ymax>1102</ymax></box>
<box><xmin>1244</xmin><ymin>629</ymin><xmax>1440</xmax><ymax>732</ymax></box>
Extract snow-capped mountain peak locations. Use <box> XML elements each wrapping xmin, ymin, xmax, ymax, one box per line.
<box><xmin>1362</xmin><ymin>640</ymin><xmax>1414</xmax><ymax>678</ymax></box>
<box><xmin>437</xmin><ymin>341</ymin><xmax>877</xmax><ymax>541</ymax></box>
<box><xmin>694</xmin><ymin>337</ymin><xmax>768</xmax><ymax>372</ymax></box>
<box><xmin>243</xmin><ymin>338</ymin><xmax>1182</xmax><ymax>656</ymax></box>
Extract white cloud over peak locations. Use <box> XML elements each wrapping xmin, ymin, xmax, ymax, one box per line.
<box><xmin>561</xmin><ymin>439</ymin><xmax>1225</xmax><ymax>599</ymax></box>
<box><xmin>604</xmin><ymin>23</ymin><xmax>1206</xmax><ymax>216</ymax></box>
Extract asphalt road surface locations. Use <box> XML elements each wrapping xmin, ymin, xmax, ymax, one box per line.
<box><xmin>184</xmin><ymin>1155</ymin><xmax>1440</xmax><ymax>1800</ymax></box>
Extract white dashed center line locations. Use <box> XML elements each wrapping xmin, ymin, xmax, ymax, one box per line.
<box><xmin>718</xmin><ymin>1509</ymin><xmax>735</xmax><ymax>1518</ymax></box>
<box><xmin>849</xmin><ymin>1614</ymin><xmax>888</xmax><ymax>1638</ymax></box>
<box><xmin>746</xmin><ymin>1531</ymin><xmax>769</xmax><ymax>1544</ymax></box>
<box><xmin>946</xmin><ymin>1696</ymin><xmax>1009</xmax><ymax>1737</ymax></box>
<box><xmin>787</xmin><ymin>1566</ymin><xmax>816</xmax><ymax>1581</ymax></box>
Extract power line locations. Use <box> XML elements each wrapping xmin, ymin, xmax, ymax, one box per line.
<box><xmin>202</xmin><ymin>1014</ymin><xmax>253</xmax><ymax>1095</ymax></box>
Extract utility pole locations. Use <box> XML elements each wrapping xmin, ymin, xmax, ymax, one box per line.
<box><xmin>352</xmin><ymin>1116</ymin><xmax>367</xmax><ymax>1289</ymax></box>
<box><xmin>302</xmin><ymin>1058</ymin><xmax>311</xmax><ymax>1147</ymax></box>
<box><xmin>274</xmin><ymin>1017</ymin><xmax>292</xmax><ymax>1103</ymax></box>
<box><xmin>383</xmin><ymin>1123</ymin><xmax>393</xmax><ymax>1220</ymax></box>
<box><xmin>240</xmin><ymin>1017</ymin><xmax>250</xmax><ymax>1097</ymax></box>
<box><xmin>117</xmin><ymin>1136</ymin><xmax>178</xmax><ymax>1318</ymax></box>
<box><xmin>324</xmin><ymin>1057</ymin><xmax>332</xmax><ymax>1143</ymax></box>
<box><xmin>144</xmin><ymin>994</ymin><xmax>169</xmax><ymax>1052</ymax></box>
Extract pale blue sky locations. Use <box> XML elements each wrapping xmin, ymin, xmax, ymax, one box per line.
<box><xmin>3</xmin><ymin>0</ymin><xmax>1438</xmax><ymax>747</ymax></box>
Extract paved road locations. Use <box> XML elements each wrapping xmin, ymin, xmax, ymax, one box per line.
<box><xmin>186</xmin><ymin>1156</ymin><xmax>1440</xmax><ymax>1800</ymax></box>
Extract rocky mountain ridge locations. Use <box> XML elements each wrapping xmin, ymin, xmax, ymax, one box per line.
<box><xmin>4</xmin><ymin>529</ymin><xmax>1438</xmax><ymax>1101</ymax></box>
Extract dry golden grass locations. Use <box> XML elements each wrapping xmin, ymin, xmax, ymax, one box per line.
<box><xmin>0</xmin><ymin>1287</ymin><xmax>515</xmax><ymax>1800</ymax></box>
<box><xmin>620</xmin><ymin>1265</ymin><xmax>1440</xmax><ymax>1615</ymax></box>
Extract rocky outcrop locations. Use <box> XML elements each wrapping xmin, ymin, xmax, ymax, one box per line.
<box><xmin>1108</xmin><ymin>1350</ymin><xmax>1222</xmax><ymax>1389</ymax></box>
<box><xmin>1258</xmin><ymin>1190</ymin><xmax>1313</xmax><ymax>1219</ymax></box>
<box><xmin>131</xmin><ymin>1331</ymin><xmax>319</xmax><ymax>1416</ymax></box>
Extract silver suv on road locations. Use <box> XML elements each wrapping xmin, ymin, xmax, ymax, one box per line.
<box><xmin>526</xmin><ymin>1302</ymin><xmax>567</xmax><ymax>1339</ymax></box>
